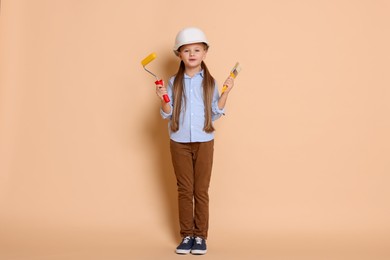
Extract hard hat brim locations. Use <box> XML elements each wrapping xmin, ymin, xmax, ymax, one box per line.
<box><xmin>173</xmin><ymin>41</ymin><xmax>210</xmax><ymax>56</ymax></box>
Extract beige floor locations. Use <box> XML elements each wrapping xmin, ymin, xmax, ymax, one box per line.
<box><xmin>1</xmin><ymin>226</ymin><xmax>389</xmax><ymax>260</ymax></box>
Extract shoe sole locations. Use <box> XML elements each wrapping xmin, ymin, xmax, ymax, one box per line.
<box><xmin>176</xmin><ymin>249</ymin><xmax>191</xmax><ymax>254</ymax></box>
<box><xmin>191</xmin><ymin>249</ymin><xmax>207</xmax><ymax>255</ymax></box>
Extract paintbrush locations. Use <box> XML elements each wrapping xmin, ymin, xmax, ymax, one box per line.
<box><xmin>222</xmin><ymin>62</ymin><xmax>242</xmax><ymax>93</ymax></box>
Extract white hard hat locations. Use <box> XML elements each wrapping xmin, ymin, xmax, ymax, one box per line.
<box><xmin>173</xmin><ymin>27</ymin><xmax>209</xmax><ymax>56</ymax></box>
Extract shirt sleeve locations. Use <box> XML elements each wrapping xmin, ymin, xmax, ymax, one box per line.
<box><xmin>160</xmin><ymin>77</ymin><xmax>174</xmax><ymax>119</ymax></box>
<box><xmin>211</xmin><ymin>82</ymin><xmax>225</xmax><ymax>121</ymax></box>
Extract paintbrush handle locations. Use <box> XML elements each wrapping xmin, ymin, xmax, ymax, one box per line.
<box><xmin>221</xmin><ymin>72</ymin><xmax>236</xmax><ymax>93</ymax></box>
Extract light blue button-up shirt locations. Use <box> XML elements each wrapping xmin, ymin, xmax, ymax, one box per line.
<box><xmin>160</xmin><ymin>70</ymin><xmax>225</xmax><ymax>143</ymax></box>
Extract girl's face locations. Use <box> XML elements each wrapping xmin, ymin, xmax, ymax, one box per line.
<box><xmin>178</xmin><ymin>43</ymin><xmax>208</xmax><ymax>70</ymax></box>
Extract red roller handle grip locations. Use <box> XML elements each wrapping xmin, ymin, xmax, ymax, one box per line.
<box><xmin>163</xmin><ymin>95</ymin><xmax>170</xmax><ymax>103</ymax></box>
<box><xmin>155</xmin><ymin>79</ymin><xmax>170</xmax><ymax>103</ymax></box>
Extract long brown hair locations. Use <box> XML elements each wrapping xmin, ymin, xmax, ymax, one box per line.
<box><xmin>171</xmin><ymin>61</ymin><xmax>216</xmax><ymax>133</ymax></box>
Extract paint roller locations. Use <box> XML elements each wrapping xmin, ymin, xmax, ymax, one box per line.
<box><xmin>141</xmin><ymin>53</ymin><xmax>170</xmax><ymax>103</ymax></box>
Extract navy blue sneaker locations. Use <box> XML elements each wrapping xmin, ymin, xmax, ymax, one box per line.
<box><xmin>175</xmin><ymin>236</ymin><xmax>194</xmax><ymax>254</ymax></box>
<box><xmin>191</xmin><ymin>237</ymin><xmax>207</xmax><ymax>255</ymax></box>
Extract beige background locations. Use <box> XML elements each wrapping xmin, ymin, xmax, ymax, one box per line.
<box><xmin>1</xmin><ymin>0</ymin><xmax>389</xmax><ymax>259</ymax></box>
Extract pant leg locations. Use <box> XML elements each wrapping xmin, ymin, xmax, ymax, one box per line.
<box><xmin>170</xmin><ymin>140</ymin><xmax>195</xmax><ymax>237</ymax></box>
<box><xmin>192</xmin><ymin>140</ymin><xmax>214</xmax><ymax>239</ymax></box>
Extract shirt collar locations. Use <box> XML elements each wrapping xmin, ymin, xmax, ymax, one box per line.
<box><xmin>184</xmin><ymin>69</ymin><xmax>204</xmax><ymax>79</ymax></box>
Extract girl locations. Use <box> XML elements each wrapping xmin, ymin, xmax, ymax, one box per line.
<box><xmin>156</xmin><ymin>27</ymin><xmax>234</xmax><ymax>255</ymax></box>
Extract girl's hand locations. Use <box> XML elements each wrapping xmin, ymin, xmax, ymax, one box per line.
<box><xmin>155</xmin><ymin>80</ymin><xmax>167</xmax><ymax>101</ymax></box>
<box><xmin>223</xmin><ymin>77</ymin><xmax>234</xmax><ymax>94</ymax></box>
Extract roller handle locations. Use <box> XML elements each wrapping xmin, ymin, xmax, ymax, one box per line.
<box><xmin>155</xmin><ymin>79</ymin><xmax>170</xmax><ymax>103</ymax></box>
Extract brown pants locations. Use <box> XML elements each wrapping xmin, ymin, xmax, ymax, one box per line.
<box><xmin>170</xmin><ymin>140</ymin><xmax>214</xmax><ymax>239</ymax></box>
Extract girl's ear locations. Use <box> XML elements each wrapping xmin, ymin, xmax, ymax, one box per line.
<box><xmin>203</xmin><ymin>44</ymin><xmax>208</xmax><ymax>60</ymax></box>
<box><xmin>202</xmin><ymin>50</ymin><xmax>207</xmax><ymax>60</ymax></box>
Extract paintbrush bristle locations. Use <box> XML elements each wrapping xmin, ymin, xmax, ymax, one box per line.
<box><xmin>231</xmin><ymin>62</ymin><xmax>242</xmax><ymax>78</ymax></box>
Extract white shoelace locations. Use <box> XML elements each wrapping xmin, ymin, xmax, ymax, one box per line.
<box><xmin>183</xmin><ymin>236</ymin><xmax>191</xmax><ymax>244</ymax></box>
<box><xmin>195</xmin><ymin>237</ymin><xmax>203</xmax><ymax>245</ymax></box>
